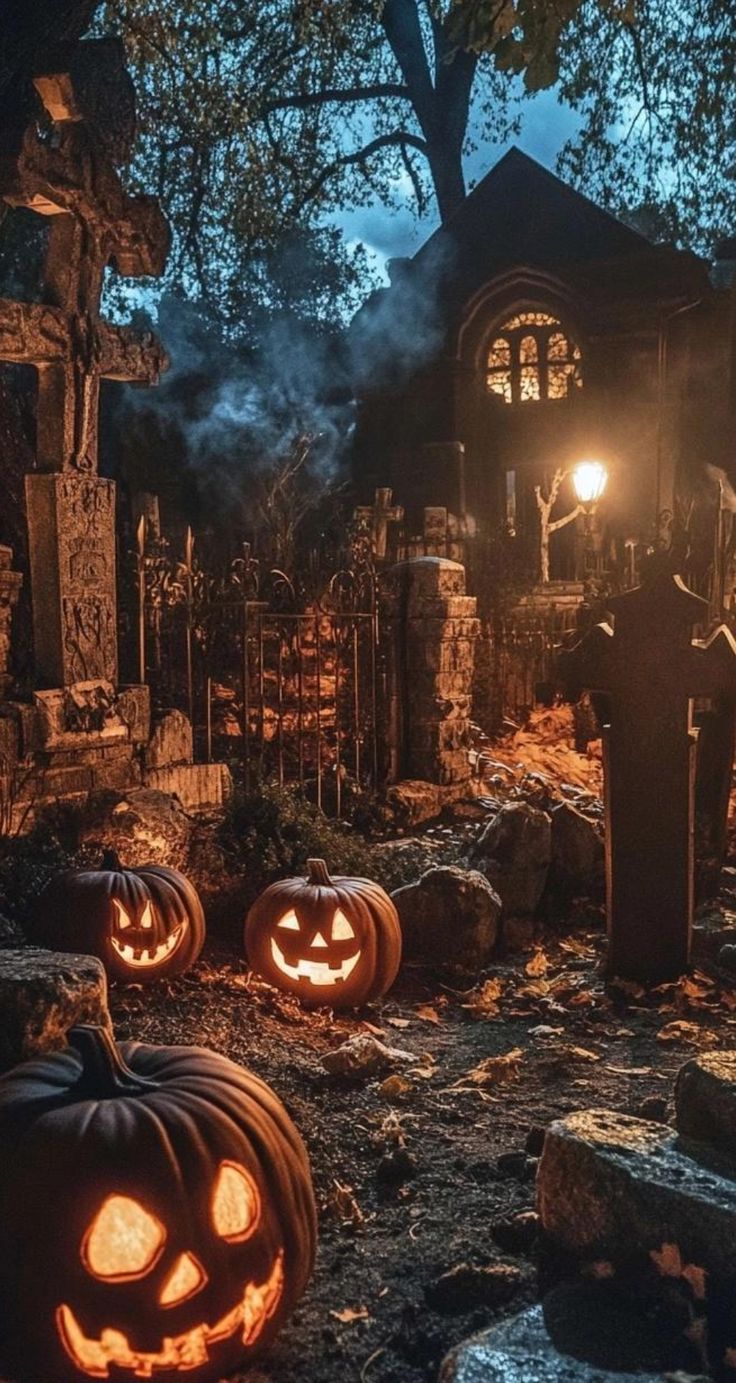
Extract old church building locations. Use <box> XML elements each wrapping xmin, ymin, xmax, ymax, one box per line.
<box><xmin>351</xmin><ymin>148</ymin><xmax>736</xmax><ymax>588</ymax></box>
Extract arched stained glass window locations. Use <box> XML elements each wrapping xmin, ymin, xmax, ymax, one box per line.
<box><xmin>486</xmin><ymin>312</ymin><xmax>582</xmax><ymax>403</ymax></box>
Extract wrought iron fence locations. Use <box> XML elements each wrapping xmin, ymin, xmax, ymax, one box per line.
<box><xmin>127</xmin><ymin>526</ymin><xmax>391</xmax><ymax>814</ymax></box>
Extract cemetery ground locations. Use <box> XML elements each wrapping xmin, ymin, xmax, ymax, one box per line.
<box><xmin>2</xmin><ymin>708</ymin><xmax>736</xmax><ymax>1383</ymax></box>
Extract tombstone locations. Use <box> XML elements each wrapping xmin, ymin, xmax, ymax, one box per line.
<box><xmin>0</xmin><ymin>38</ymin><xmax>169</xmax><ymax>688</ymax></box>
<box><xmin>569</xmin><ymin>571</ymin><xmax>736</xmax><ymax>981</ymax></box>
<box><xmin>354</xmin><ymin>487</ymin><xmax>404</xmax><ymax>561</ymax></box>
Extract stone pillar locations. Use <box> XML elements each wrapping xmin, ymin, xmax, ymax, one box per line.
<box><xmin>0</xmin><ymin>546</ymin><xmax>22</xmax><ymax>697</ymax></box>
<box><xmin>394</xmin><ymin>556</ymin><xmax>479</xmax><ymax>787</ymax></box>
<box><xmin>25</xmin><ymin>472</ymin><xmax>117</xmax><ymax>687</ymax></box>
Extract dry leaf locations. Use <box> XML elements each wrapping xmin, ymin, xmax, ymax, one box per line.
<box><xmin>385</xmin><ymin>1016</ymin><xmax>411</xmax><ymax>1029</ymax></box>
<box><xmin>657</xmin><ymin>1020</ymin><xmax>713</xmax><ymax>1046</ymax></box>
<box><xmin>379</xmin><ymin>1074</ymin><xmax>413</xmax><ymax>1100</ymax></box>
<box><xmin>328</xmin><ymin>1179</ymin><xmax>366</xmax><ymax>1233</ymax></box>
<box><xmin>462</xmin><ymin>1048</ymin><xmax>524</xmax><ymax>1086</ymax></box>
<box><xmin>330</xmin><ymin>1306</ymin><xmax>370</xmax><ymax>1324</ymax></box>
<box><xmin>415</xmin><ymin>1004</ymin><xmax>442</xmax><ymax>1025</ymax></box>
<box><xmin>463</xmin><ymin>976</ymin><xmax>504</xmax><ymax>1018</ymax></box>
<box><xmin>525</xmin><ymin>949</ymin><xmax>549</xmax><ymax>977</ymax></box>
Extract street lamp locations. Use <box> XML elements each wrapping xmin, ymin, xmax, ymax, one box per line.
<box><xmin>572</xmin><ymin>459</ymin><xmax>608</xmax><ymax>507</ymax></box>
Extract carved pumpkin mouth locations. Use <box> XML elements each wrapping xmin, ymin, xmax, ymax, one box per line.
<box><xmin>270</xmin><ymin>939</ymin><xmax>360</xmax><ymax>986</ymax></box>
<box><xmin>56</xmin><ymin>1249</ymin><xmax>284</xmax><ymax>1377</ymax></box>
<box><xmin>111</xmin><ymin>925</ymin><xmax>184</xmax><ymax>969</ymax></box>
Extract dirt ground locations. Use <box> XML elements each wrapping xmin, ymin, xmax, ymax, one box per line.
<box><xmin>109</xmin><ymin>916</ymin><xmax>736</xmax><ymax>1383</ymax></box>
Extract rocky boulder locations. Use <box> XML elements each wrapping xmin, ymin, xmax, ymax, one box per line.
<box><xmin>470</xmin><ymin>801</ymin><xmax>551</xmax><ymax>915</ymax></box>
<box><xmin>0</xmin><ymin>948</ymin><xmax>111</xmax><ymax>1073</ymax></box>
<box><xmin>549</xmin><ymin>802</ymin><xmax>604</xmax><ymax>894</ymax></box>
<box><xmin>392</xmin><ymin>866</ymin><xmax>501</xmax><ymax>974</ymax></box>
<box><xmin>675</xmin><ymin>1050</ymin><xmax>736</xmax><ymax>1153</ymax></box>
<box><xmin>384</xmin><ymin>779</ymin><xmax>442</xmax><ymax>828</ymax></box>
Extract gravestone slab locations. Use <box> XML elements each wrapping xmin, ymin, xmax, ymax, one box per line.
<box><xmin>569</xmin><ymin>571</ymin><xmax>736</xmax><ymax>980</ymax></box>
<box><xmin>0</xmin><ymin>948</ymin><xmax>111</xmax><ymax>1073</ymax></box>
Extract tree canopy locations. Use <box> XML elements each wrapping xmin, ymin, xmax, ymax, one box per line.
<box><xmin>97</xmin><ymin>0</ymin><xmax>735</xmax><ymax>324</ymax></box>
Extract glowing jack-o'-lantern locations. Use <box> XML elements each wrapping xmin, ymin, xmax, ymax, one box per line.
<box><xmin>0</xmin><ymin>1026</ymin><xmax>316</xmax><ymax>1383</ymax></box>
<box><xmin>245</xmin><ymin>858</ymin><xmax>402</xmax><ymax>1008</ymax></box>
<box><xmin>28</xmin><ymin>850</ymin><xmax>206</xmax><ymax>982</ymax></box>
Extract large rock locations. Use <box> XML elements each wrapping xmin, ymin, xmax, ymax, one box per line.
<box><xmin>470</xmin><ymin>801</ymin><xmax>551</xmax><ymax>914</ymax></box>
<box><xmin>75</xmin><ymin>786</ymin><xmax>192</xmax><ymax>868</ymax></box>
<box><xmin>392</xmin><ymin>866</ymin><xmax>501</xmax><ymax>974</ymax></box>
<box><xmin>385</xmin><ymin>779</ymin><xmax>442</xmax><ymax>828</ymax></box>
<box><xmin>549</xmin><ymin>803</ymin><xmax>604</xmax><ymax>893</ymax></box>
<box><xmin>0</xmin><ymin>948</ymin><xmax>111</xmax><ymax>1073</ymax></box>
<box><xmin>439</xmin><ymin>1305</ymin><xmax>667</xmax><ymax>1383</ymax></box>
<box><xmin>537</xmin><ymin>1108</ymin><xmax>736</xmax><ymax>1283</ymax></box>
<box><xmin>675</xmin><ymin>1051</ymin><xmax>736</xmax><ymax>1153</ymax></box>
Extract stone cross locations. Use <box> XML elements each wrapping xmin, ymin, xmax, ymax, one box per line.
<box><xmin>569</xmin><ymin>571</ymin><xmax>736</xmax><ymax>981</ymax></box>
<box><xmin>354</xmin><ymin>487</ymin><xmax>404</xmax><ymax>560</ymax></box>
<box><xmin>0</xmin><ymin>39</ymin><xmax>169</xmax><ymax>686</ymax></box>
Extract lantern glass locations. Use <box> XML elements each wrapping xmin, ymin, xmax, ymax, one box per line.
<box><xmin>573</xmin><ymin>459</ymin><xmax>608</xmax><ymax>505</ymax></box>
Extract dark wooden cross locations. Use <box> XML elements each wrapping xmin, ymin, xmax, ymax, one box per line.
<box><xmin>570</xmin><ymin>571</ymin><xmax>736</xmax><ymax>981</ymax></box>
<box><xmin>0</xmin><ymin>50</ymin><xmax>169</xmax><ymax>474</ymax></box>
<box><xmin>354</xmin><ymin>487</ymin><xmax>405</xmax><ymax>560</ymax></box>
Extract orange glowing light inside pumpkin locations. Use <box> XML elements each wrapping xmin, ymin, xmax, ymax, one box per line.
<box><xmin>159</xmin><ymin>1252</ymin><xmax>207</xmax><ymax>1307</ymax></box>
<box><xmin>212</xmin><ymin>1162</ymin><xmax>261</xmax><ymax>1241</ymax></box>
<box><xmin>83</xmin><ymin>1196</ymin><xmax>165</xmax><ymax>1280</ymax></box>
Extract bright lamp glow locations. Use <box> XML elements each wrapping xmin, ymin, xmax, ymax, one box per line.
<box><xmin>573</xmin><ymin>460</ymin><xmax>608</xmax><ymax>505</ymax></box>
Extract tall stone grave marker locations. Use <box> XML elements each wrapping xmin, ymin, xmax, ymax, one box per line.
<box><xmin>0</xmin><ymin>39</ymin><xmax>168</xmax><ymax>687</ymax></box>
<box><xmin>570</xmin><ymin>571</ymin><xmax>736</xmax><ymax>981</ymax></box>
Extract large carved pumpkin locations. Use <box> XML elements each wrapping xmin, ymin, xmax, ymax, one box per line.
<box><xmin>245</xmin><ymin>858</ymin><xmax>402</xmax><ymax>1008</ymax></box>
<box><xmin>0</xmin><ymin>1025</ymin><xmax>316</xmax><ymax>1383</ymax></box>
<box><xmin>28</xmin><ymin>850</ymin><xmax>206</xmax><ymax>982</ymax></box>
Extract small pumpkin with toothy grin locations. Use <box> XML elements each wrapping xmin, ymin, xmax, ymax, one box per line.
<box><xmin>0</xmin><ymin>1026</ymin><xmax>316</xmax><ymax>1383</ymax></box>
<box><xmin>28</xmin><ymin>850</ymin><xmax>206</xmax><ymax>982</ymax></box>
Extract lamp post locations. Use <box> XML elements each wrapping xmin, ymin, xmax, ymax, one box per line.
<box><xmin>535</xmin><ymin>460</ymin><xmax>608</xmax><ymax>584</ymax></box>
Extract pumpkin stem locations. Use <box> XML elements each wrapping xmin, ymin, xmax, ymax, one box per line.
<box><xmin>69</xmin><ymin>1025</ymin><xmax>157</xmax><ymax>1099</ymax></box>
<box><xmin>100</xmin><ymin>848</ymin><xmax>124</xmax><ymax>872</ymax></box>
<box><xmin>306</xmin><ymin>858</ymin><xmax>332</xmax><ymax>886</ymax></box>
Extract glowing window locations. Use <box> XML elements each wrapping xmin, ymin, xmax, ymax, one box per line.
<box><xmin>486</xmin><ymin>312</ymin><xmax>582</xmax><ymax>403</ymax></box>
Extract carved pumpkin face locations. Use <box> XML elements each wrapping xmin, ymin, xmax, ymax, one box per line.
<box><xmin>245</xmin><ymin>859</ymin><xmax>402</xmax><ymax>1009</ymax></box>
<box><xmin>0</xmin><ymin>1028</ymin><xmax>316</xmax><ymax>1383</ymax></box>
<box><xmin>28</xmin><ymin>852</ymin><xmax>206</xmax><ymax>983</ymax></box>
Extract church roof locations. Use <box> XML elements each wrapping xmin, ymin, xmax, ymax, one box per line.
<box><xmin>414</xmin><ymin>147</ymin><xmax>652</xmax><ymax>274</ymax></box>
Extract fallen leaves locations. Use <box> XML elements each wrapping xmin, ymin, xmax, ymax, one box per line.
<box><xmin>650</xmin><ymin>1243</ymin><xmax>707</xmax><ymax>1301</ymax></box>
<box><xmin>656</xmin><ymin>1020</ymin><xmax>718</xmax><ymax>1047</ymax></box>
<box><xmin>330</xmin><ymin>1305</ymin><xmax>370</xmax><ymax>1324</ymax></box>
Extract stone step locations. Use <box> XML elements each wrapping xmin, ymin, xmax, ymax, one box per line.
<box><xmin>675</xmin><ymin>1052</ymin><xmax>736</xmax><ymax>1154</ymax></box>
<box><xmin>439</xmin><ymin>1305</ymin><xmax>680</xmax><ymax>1382</ymax></box>
<box><xmin>537</xmin><ymin>1108</ymin><xmax>736</xmax><ymax>1283</ymax></box>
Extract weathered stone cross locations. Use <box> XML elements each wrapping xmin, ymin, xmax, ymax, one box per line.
<box><xmin>570</xmin><ymin>571</ymin><xmax>736</xmax><ymax>981</ymax></box>
<box><xmin>0</xmin><ymin>40</ymin><xmax>169</xmax><ymax>686</ymax></box>
<box><xmin>354</xmin><ymin>487</ymin><xmax>405</xmax><ymax>560</ymax></box>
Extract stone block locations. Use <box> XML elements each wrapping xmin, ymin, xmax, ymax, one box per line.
<box><xmin>144</xmin><ymin>762</ymin><xmax>232</xmax><ymax>809</ymax></box>
<box><xmin>117</xmin><ymin>684</ymin><xmax>151</xmax><ymax>743</ymax></box>
<box><xmin>401</xmin><ymin>555</ymin><xmax>468</xmax><ymax>606</ymax></box>
<box><xmin>393</xmin><ymin>866</ymin><xmax>501</xmax><ymax>974</ymax></box>
<box><xmin>537</xmin><ymin>1108</ymin><xmax>736</xmax><ymax>1281</ymax></box>
<box><xmin>77</xmin><ymin>786</ymin><xmax>194</xmax><ymax>868</ymax></box>
<box><xmin>675</xmin><ymin>1051</ymin><xmax>736</xmax><ymax>1153</ymax></box>
<box><xmin>146</xmin><ymin>708</ymin><xmax>194</xmax><ymax>767</ymax></box>
<box><xmin>0</xmin><ymin>715</ymin><xmax>19</xmax><ymax>768</ymax></box>
<box><xmin>0</xmin><ymin>948</ymin><xmax>111</xmax><ymax>1073</ymax></box>
<box><xmin>471</xmin><ymin>802</ymin><xmax>552</xmax><ymax>914</ymax></box>
<box><xmin>439</xmin><ymin>1304</ymin><xmax>672</xmax><ymax>1383</ymax></box>
<box><xmin>34</xmin><ymin>682</ymin><xmax>128</xmax><ymax>749</ymax></box>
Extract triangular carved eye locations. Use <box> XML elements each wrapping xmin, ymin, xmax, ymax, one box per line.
<box><xmin>140</xmin><ymin>902</ymin><xmax>154</xmax><ymax>930</ymax></box>
<box><xmin>112</xmin><ymin>899</ymin><xmax>132</xmax><ymax>931</ymax></box>
<box><xmin>212</xmin><ymin>1162</ymin><xmax>261</xmax><ymax>1242</ymax></box>
<box><xmin>277</xmin><ymin>911</ymin><xmax>300</xmax><ymax>931</ymax></box>
<box><xmin>332</xmin><ymin>909</ymin><xmax>355</xmax><ymax>941</ymax></box>
<box><xmin>83</xmin><ymin>1196</ymin><xmax>165</xmax><ymax>1280</ymax></box>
